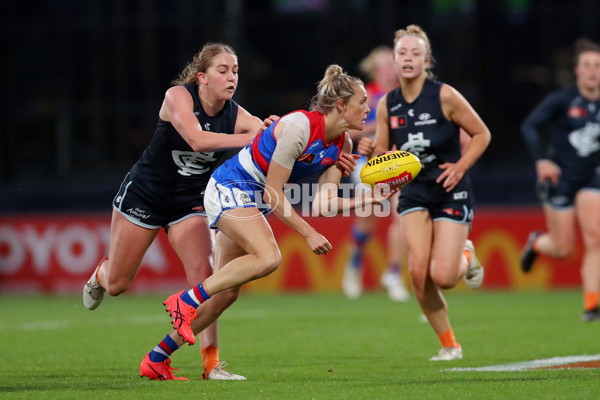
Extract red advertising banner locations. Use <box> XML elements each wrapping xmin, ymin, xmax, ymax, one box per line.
<box><xmin>0</xmin><ymin>209</ymin><xmax>584</xmax><ymax>294</ymax></box>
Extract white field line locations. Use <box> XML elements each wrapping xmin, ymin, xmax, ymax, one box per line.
<box><xmin>446</xmin><ymin>354</ymin><xmax>600</xmax><ymax>372</ymax></box>
<box><xmin>2</xmin><ymin>308</ymin><xmax>269</xmax><ymax>332</ymax></box>
<box><xmin>1</xmin><ymin>315</ymin><xmax>166</xmax><ymax>332</ymax></box>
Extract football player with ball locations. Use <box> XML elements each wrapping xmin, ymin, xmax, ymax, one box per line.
<box><xmin>158</xmin><ymin>65</ymin><xmax>397</xmax><ymax>376</ymax></box>
<box><xmin>359</xmin><ymin>24</ymin><xmax>491</xmax><ymax>361</ymax></box>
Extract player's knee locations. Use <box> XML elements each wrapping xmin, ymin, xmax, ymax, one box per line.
<box><xmin>256</xmin><ymin>248</ymin><xmax>282</xmax><ymax>277</ymax></box>
<box><xmin>429</xmin><ymin>260</ymin><xmax>457</xmax><ymax>289</ymax></box>
<box><xmin>432</xmin><ymin>277</ymin><xmax>455</xmax><ymax>290</ymax></box>
<box><xmin>408</xmin><ymin>261</ymin><xmax>428</xmax><ymax>293</ymax></box>
<box><xmin>185</xmin><ymin>261</ymin><xmax>212</xmax><ymax>287</ymax></box>
<box><xmin>583</xmin><ymin>227</ymin><xmax>600</xmax><ymax>250</ymax></box>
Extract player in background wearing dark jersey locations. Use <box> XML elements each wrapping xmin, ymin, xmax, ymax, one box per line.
<box><xmin>157</xmin><ymin>65</ymin><xmax>395</xmax><ymax>368</ymax></box>
<box><xmin>359</xmin><ymin>25</ymin><xmax>491</xmax><ymax>361</ymax></box>
<box><xmin>82</xmin><ymin>43</ymin><xmax>278</xmax><ymax>380</ymax></box>
<box><xmin>342</xmin><ymin>46</ymin><xmax>411</xmax><ymax>302</ymax></box>
<box><xmin>520</xmin><ymin>39</ymin><xmax>600</xmax><ymax>322</ymax></box>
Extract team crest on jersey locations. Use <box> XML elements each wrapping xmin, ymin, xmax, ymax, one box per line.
<box><xmin>172</xmin><ymin>150</ymin><xmax>217</xmax><ymax>176</ymax></box>
<box><xmin>568</xmin><ymin>106</ymin><xmax>587</xmax><ymax>118</ymax></box>
<box><xmin>321</xmin><ymin>157</ymin><xmax>335</xmax><ymax>166</ymax></box>
<box><xmin>390</xmin><ymin>116</ymin><xmax>406</xmax><ymax>129</ymax></box>
<box><xmin>568</xmin><ymin>122</ymin><xmax>600</xmax><ymax>157</ymax></box>
<box><xmin>298</xmin><ymin>153</ymin><xmax>316</xmax><ymax>164</ymax></box>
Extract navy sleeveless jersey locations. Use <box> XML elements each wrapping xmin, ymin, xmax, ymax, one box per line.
<box><xmin>386</xmin><ymin>78</ymin><xmax>471</xmax><ymax>202</ymax></box>
<box><xmin>130</xmin><ymin>84</ymin><xmax>239</xmax><ymax>204</ymax></box>
<box><xmin>521</xmin><ymin>85</ymin><xmax>600</xmax><ymax>179</ymax></box>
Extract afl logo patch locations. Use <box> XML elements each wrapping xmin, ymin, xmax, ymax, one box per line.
<box><xmin>568</xmin><ymin>106</ymin><xmax>587</xmax><ymax>118</ymax></box>
<box><xmin>390</xmin><ymin>116</ymin><xmax>406</xmax><ymax>129</ymax></box>
<box><xmin>321</xmin><ymin>157</ymin><xmax>335</xmax><ymax>166</ymax></box>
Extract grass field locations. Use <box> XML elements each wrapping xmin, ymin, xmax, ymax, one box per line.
<box><xmin>1</xmin><ymin>290</ymin><xmax>599</xmax><ymax>399</ymax></box>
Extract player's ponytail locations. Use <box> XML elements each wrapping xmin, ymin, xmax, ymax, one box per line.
<box><xmin>309</xmin><ymin>64</ymin><xmax>364</xmax><ymax>114</ymax></box>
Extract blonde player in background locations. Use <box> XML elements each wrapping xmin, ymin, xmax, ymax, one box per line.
<box><xmin>360</xmin><ymin>25</ymin><xmax>491</xmax><ymax>360</ymax></box>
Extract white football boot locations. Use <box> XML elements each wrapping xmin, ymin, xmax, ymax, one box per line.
<box><xmin>342</xmin><ymin>262</ymin><xmax>362</xmax><ymax>299</ymax></box>
<box><xmin>463</xmin><ymin>240</ymin><xmax>484</xmax><ymax>289</ymax></box>
<box><xmin>429</xmin><ymin>345</ymin><xmax>462</xmax><ymax>361</ymax></box>
<box><xmin>204</xmin><ymin>362</ymin><xmax>246</xmax><ymax>380</ymax></box>
<box><xmin>380</xmin><ymin>270</ymin><xmax>410</xmax><ymax>302</ymax></box>
<box><xmin>83</xmin><ymin>257</ymin><xmax>107</xmax><ymax>310</ymax></box>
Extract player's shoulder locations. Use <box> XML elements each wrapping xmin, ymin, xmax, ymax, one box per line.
<box><xmin>165</xmin><ymin>84</ymin><xmax>193</xmax><ymax>102</ymax></box>
<box><xmin>281</xmin><ymin>110</ymin><xmax>312</xmax><ymax>125</ymax></box>
<box><xmin>536</xmin><ymin>85</ymin><xmax>576</xmax><ymax>109</ymax></box>
<box><xmin>550</xmin><ymin>85</ymin><xmax>578</xmax><ymax>101</ymax></box>
<box><xmin>439</xmin><ymin>82</ymin><xmax>465</xmax><ymax>106</ymax></box>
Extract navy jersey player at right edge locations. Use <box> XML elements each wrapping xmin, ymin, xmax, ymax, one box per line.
<box><xmin>359</xmin><ymin>24</ymin><xmax>491</xmax><ymax>361</ymax></box>
<box><xmin>520</xmin><ymin>38</ymin><xmax>600</xmax><ymax>322</ymax></box>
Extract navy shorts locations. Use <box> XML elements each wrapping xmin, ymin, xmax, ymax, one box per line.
<box><xmin>113</xmin><ymin>173</ymin><xmax>206</xmax><ymax>230</ymax></box>
<box><xmin>537</xmin><ymin>166</ymin><xmax>600</xmax><ymax>210</ymax></box>
<box><xmin>397</xmin><ymin>196</ymin><xmax>474</xmax><ymax>225</ymax></box>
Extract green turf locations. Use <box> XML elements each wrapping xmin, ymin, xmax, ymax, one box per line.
<box><xmin>1</xmin><ymin>291</ymin><xmax>599</xmax><ymax>399</ymax></box>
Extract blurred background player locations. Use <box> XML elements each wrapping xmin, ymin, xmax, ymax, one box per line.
<box><xmin>520</xmin><ymin>38</ymin><xmax>600</xmax><ymax>322</ymax></box>
<box><xmin>342</xmin><ymin>45</ymin><xmax>410</xmax><ymax>302</ymax></box>
<box><xmin>82</xmin><ymin>43</ymin><xmax>277</xmax><ymax>380</ymax></box>
<box><xmin>359</xmin><ymin>24</ymin><xmax>491</xmax><ymax>360</ymax></box>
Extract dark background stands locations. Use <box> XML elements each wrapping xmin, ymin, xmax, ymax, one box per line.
<box><xmin>2</xmin><ymin>0</ymin><xmax>598</xmax><ymax>212</ymax></box>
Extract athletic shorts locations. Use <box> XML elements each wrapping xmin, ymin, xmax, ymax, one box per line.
<box><xmin>204</xmin><ymin>177</ymin><xmax>270</xmax><ymax>229</ymax></box>
<box><xmin>112</xmin><ymin>172</ymin><xmax>206</xmax><ymax>230</ymax></box>
<box><xmin>537</xmin><ymin>166</ymin><xmax>600</xmax><ymax>210</ymax></box>
<box><xmin>397</xmin><ymin>196</ymin><xmax>474</xmax><ymax>225</ymax></box>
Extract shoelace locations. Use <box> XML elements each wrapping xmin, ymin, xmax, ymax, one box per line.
<box><xmin>172</xmin><ymin>300</ymin><xmax>197</xmax><ymax>329</ymax></box>
<box><xmin>214</xmin><ymin>361</ymin><xmax>228</xmax><ymax>371</ymax></box>
<box><xmin>85</xmin><ymin>283</ymin><xmax>101</xmax><ymax>299</ymax></box>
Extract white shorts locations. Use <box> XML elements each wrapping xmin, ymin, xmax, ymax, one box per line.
<box><xmin>204</xmin><ymin>177</ymin><xmax>265</xmax><ymax>228</ymax></box>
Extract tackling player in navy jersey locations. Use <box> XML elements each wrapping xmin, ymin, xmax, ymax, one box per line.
<box><xmin>159</xmin><ymin>65</ymin><xmax>396</xmax><ymax>367</ymax></box>
<box><xmin>359</xmin><ymin>25</ymin><xmax>491</xmax><ymax>361</ymax></box>
<box><xmin>520</xmin><ymin>38</ymin><xmax>600</xmax><ymax>322</ymax></box>
<box><xmin>82</xmin><ymin>43</ymin><xmax>278</xmax><ymax>380</ymax></box>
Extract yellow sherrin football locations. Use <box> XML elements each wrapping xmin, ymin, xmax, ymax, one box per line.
<box><xmin>360</xmin><ymin>150</ymin><xmax>421</xmax><ymax>190</ymax></box>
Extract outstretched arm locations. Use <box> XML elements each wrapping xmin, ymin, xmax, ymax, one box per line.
<box><xmin>521</xmin><ymin>93</ymin><xmax>562</xmax><ymax>185</ymax></box>
<box><xmin>161</xmin><ymin>86</ymin><xmax>257</xmax><ymax>152</ymax></box>
<box><xmin>439</xmin><ymin>84</ymin><xmax>492</xmax><ymax>192</ymax></box>
<box><xmin>263</xmin><ymin>116</ymin><xmax>333</xmax><ymax>255</ymax></box>
<box><xmin>313</xmin><ymin>136</ymin><xmax>397</xmax><ymax>217</ymax></box>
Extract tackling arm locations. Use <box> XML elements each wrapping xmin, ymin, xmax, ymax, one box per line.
<box><xmin>162</xmin><ymin>86</ymin><xmax>256</xmax><ymax>152</ymax></box>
